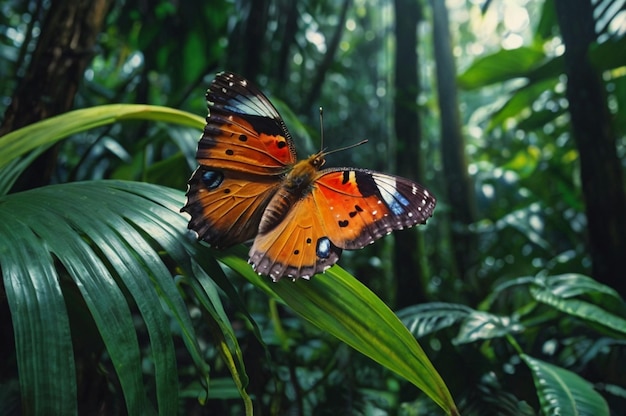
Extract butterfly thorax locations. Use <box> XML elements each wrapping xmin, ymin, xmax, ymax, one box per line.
<box><xmin>257</xmin><ymin>153</ymin><xmax>325</xmax><ymax>234</ymax></box>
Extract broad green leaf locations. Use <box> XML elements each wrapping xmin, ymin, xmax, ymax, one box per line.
<box><xmin>589</xmin><ymin>36</ymin><xmax>626</xmax><ymax>72</ymax></box>
<box><xmin>521</xmin><ymin>354</ymin><xmax>609</xmax><ymax>416</ymax></box>
<box><xmin>458</xmin><ymin>47</ymin><xmax>546</xmax><ymax>89</ymax></box>
<box><xmin>453</xmin><ymin>311</ymin><xmax>524</xmax><ymax>345</ymax></box>
<box><xmin>215</xmin><ymin>247</ymin><xmax>459</xmax><ymax>416</ymax></box>
<box><xmin>487</xmin><ymin>78</ymin><xmax>559</xmax><ymax>131</ymax></box>
<box><xmin>397</xmin><ymin>302</ymin><xmax>474</xmax><ymax>338</ymax></box>
<box><xmin>536</xmin><ymin>273</ymin><xmax>623</xmax><ymax>301</ymax></box>
<box><xmin>530</xmin><ymin>287</ymin><xmax>626</xmax><ymax>337</ymax></box>
<box><xmin>516</xmin><ymin>107</ymin><xmax>567</xmax><ymax>132</ymax></box>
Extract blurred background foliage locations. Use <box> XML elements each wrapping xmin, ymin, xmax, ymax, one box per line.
<box><xmin>1</xmin><ymin>0</ymin><xmax>625</xmax><ymax>414</ymax></box>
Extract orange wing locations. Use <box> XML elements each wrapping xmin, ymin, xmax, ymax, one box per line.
<box><xmin>248</xmin><ymin>168</ymin><xmax>436</xmax><ymax>280</ymax></box>
<box><xmin>313</xmin><ymin>169</ymin><xmax>436</xmax><ymax>249</ymax></box>
<box><xmin>197</xmin><ymin>72</ymin><xmax>297</xmax><ymax>174</ymax></box>
<box><xmin>248</xmin><ymin>195</ymin><xmax>342</xmax><ymax>281</ymax></box>
<box><xmin>184</xmin><ymin>167</ymin><xmax>279</xmax><ymax>248</ymax></box>
<box><xmin>183</xmin><ymin>72</ymin><xmax>297</xmax><ymax>247</ymax></box>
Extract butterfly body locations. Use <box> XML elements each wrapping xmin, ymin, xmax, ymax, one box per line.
<box><xmin>258</xmin><ymin>154</ymin><xmax>321</xmax><ymax>234</ymax></box>
<box><xmin>183</xmin><ymin>72</ymin><xmax>436</xmax><ymax>281</ymax></box>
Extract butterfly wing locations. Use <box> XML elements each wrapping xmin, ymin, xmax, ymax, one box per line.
<box><xmin>313</xmin><ymin>169</ymin><xmax>436</xmax><ymax>249</ymax></box>
<box><xmin>182</xmin><ymin>72</ymin><xmax>297</xmax><ymax>248</ymax></box>
<box><xmin>248</xmin><ymin>168</ymin><xmax>436</xmax><ymax>280</ymax></box>
<box><xmin>248</xmin><ymin>194</ymin><xmax>343</xmax><ymax>281</ymax></box>
<box><xmin>199</xmin><ymin>72</ymin><xmax>297</xmax><ymax>174</ymax></box>
<box><xmin>184</xmin><ymin>167</ymin><xmax>279</xmax><ymax>248</ymax></box>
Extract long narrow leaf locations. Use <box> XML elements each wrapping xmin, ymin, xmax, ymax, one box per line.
<box><xmin>215</xmin><ymin>247</ymin><xmax>459</xmax><ymax>415</ymax></box>
<box><xmin>0</xmin><ymin>220</ymin><xmax>77</xmax><ymax>415</ymax></box>
<box><xmin>530</xmin><ymin>287</ymin><xmax>626</xmax><ymax>337</ymax></box>
<box><xmin>16</xmin><ymin>192</ymin><xmax>155</xmax><ymax>415</ymax></box>
<box><xmin>0</xmin><ymin>104</ymin><xmax>204</xmax><ymax>169</ymax></box>
<box><xmin>0</xmin><ymin>181</ymin><xmax>251</xmax><ymax>413</ymax></box>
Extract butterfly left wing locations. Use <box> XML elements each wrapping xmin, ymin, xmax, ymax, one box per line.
<box><xmin>183</xmin><ymin>72</ymin><xmax>296</xmax><ymax>247</ymax></box>
<box><xmin>198</xmin><ymin>72</ymin><xmax>297</xmax><ymax>174</ymax></box>
<box><xmin>248</xmin><ymin>168</ymin><xmax>436</xmax><ymax>280</ymax></box>
<box><xmin>183</xmin><ymin>167</ymin><xmax>279</xmax><ymax>248</ymax></box>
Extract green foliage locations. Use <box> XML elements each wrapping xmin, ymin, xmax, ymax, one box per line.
<box><xmin>0</xmin><ymin>106</ymin><xmax>457</xmax><ymax>414</ymax></box>
<box><xmin>521</xmin><ymin>354</ymin><xmax>610</xmax><ymax>416</ymax></box>
<box><xmin>398</xmin><ymin>273</ymin><xmax>625</xmax><ymax>414</ymax></box>
<box><xmin>2</xmin><ymin>0</ymin><xmax>625</xmax><ymax>414</ymax></box>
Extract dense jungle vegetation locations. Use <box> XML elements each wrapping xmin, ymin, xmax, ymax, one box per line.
<box><xmin>1</xmin><ymin>0</ymin><xmax>625</xmax><ymax>414</ymax></box>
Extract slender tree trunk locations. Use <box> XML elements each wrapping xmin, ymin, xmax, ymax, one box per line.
<box><xmin>393</xmin><ymin>0</ymin><xmax>428</xmax><ymax>307</ymax></box>
<box><xmin>302</xmin><ymin>0</ymin><xmax>351</xmax><ymax>113</ymax></box>
<box><xmin>0</xmin><ymin>0</ymin><xmax>113</xmax><ymax>190</ymax></box>
<box><xmin>242</xmin><ymin>0</ymin><xmax>270</xmax><ymax>80</ymax></box>
<box><xmin>555</xmin><ymin>0</ymin><xmax>626</xmax><ymax>296</ymax></box>
<box><xmin>275</xmin><ymin>0</ymin><xmax>300</xmax><ymax>84</ymax></box>
<box><xmin>430</xmin><ymin>0</ymin><xmax>477</xmax><ymax>283</ymax></box>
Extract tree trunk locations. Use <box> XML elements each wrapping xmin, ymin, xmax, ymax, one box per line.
<box><xmin>242</xmin><ymin>0</ymin><xmax>270</xmax><ymax>80</ymax></box>
<box><xmin>430</xmin><ymin>0</ymin><xmax>477</xmax><ymax>283</ymax></box>
<box><xmin>275</xmin><ymin>0</ymin><xmax>300</xmax><ymax>84</ymax></box>
<box><xmin>0</xmin><ymin>0</ymin><xmax>113</xmax><ymax>190</ymax></box>
<box><xmin>393</xmin><ymin>0</ymin><xmax>428</xmax><ymax>307</ymax></box>
<box><xmin>302</xmin><ymin>0</ymin><xmax>351</xmax><ymax>113</ymax></box>
<box><xmin>555</xmin><ymin>0</ymin><xmax>626</xmax><ymax>296</ymax></box>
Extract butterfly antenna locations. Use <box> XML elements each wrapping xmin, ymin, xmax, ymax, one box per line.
<box><xmin>324</xmin><ymin>139</ymin><xmax>369</xmax><ymax>156</ymax></box>
<box><xmin>318</xmin><ymin>106</ymin><xmax>368</xmax><ymax>156</ymax></box>
<box><xmin>319</xmin><ymin>107</ymin><xmax>324</xmax><ymax>152</ymax></box>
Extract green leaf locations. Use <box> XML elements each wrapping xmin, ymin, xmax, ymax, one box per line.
<box><xmin>0</xmin><ymin>220</ymin><xmax>77</xmax><ymax>415</ymax></box>
<box><xmin>589</xmin><ymin>36</ymin><xmax>626</xmax><ymax>73</ymax></box>
<box><xmin>521</xmin><ymin>354</ymin><xmax>609</xmax><ymax>416</ymax></box>
<box><xmin>458</xmin><ymin>47</ymin><xmax>547</xmax><ymax>89</ymax></box>
<box><xmin>0</xmin><ymin>104</ymin><xmax>204</xmax><ymax>170</ymax></box>
<box><xmin>487</xmin><ymin>78</ymin><xmax>559</xmax><ymax>131</ymax></box>
<box><xmin>533</xmin><ymin>0</ymin><xmax>557</xmax><ymax>42</ymax></box>
<box><xmin>0</xmin><ymin>181</ymin><xmax>251</xmax><ymax>413</ymax></box>
<box><xmin>530</xmin><ymin>287</ymin><xmax>626</xmax><ymax>337</ymax></box>
<box><xmin>536</xmin><ymin>274</ymin><xmax>623</xmax><ymax>300</ymax></box>
<box><xmin>215</xmin><ymin>248</ymin><xmax>459</xmax><ymax>416</ymax></box>
<box><xmin>397</xmin><ymin>302</ymin><xmax>474</xmax><ymax>338</ymax></box>
<box><xmin>453</xmin><ymin>311</ymin><xmax>524</xmax><ymax>345</ymax></box>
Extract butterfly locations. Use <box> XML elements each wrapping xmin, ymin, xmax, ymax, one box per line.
<box><xmin>182</xmin><ymin>72</ymin><xmax>436</xmax><ymax>281</ymax></box>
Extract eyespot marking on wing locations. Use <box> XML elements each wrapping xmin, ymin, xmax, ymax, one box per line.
<box><xmin>201</xmin><ymin>170</ymin><xmax>224</xmax><ymax>189</ymax></box>
<box><xmin>316</xmin><ymin>237</ymin><xmax>332</xmax><ymax>259</ymax></box>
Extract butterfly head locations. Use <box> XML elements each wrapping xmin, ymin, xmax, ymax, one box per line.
<box><xmin>308</xmin><ymin>151</ymin><xmax>326</xmax><ymax>169</ymax></box>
